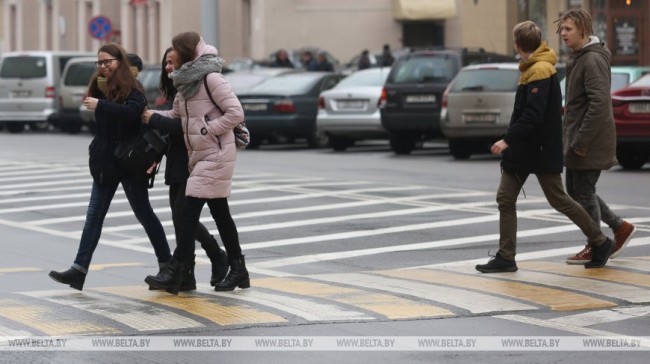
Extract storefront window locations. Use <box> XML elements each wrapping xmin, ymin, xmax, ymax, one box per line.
<box><xmin>613</xmin><ymin>17</ymin><xmax>637</xmax><ymax>56</ymax></box>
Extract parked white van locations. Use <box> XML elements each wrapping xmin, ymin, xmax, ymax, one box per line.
<box><xmin>0</xmin><ymin>51</ymin><xmax>94</xmax><ymax>133</ymax></box>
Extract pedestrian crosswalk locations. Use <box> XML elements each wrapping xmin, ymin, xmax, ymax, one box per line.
<box><xmin>1</xmin><ymin>259</ymin><xmax>650</xmax><ymax>336</ymax></box>
<box><xmin>0</xmin><ymin>158</ymin><xmax>648</xmax><ymax>336</ymax></box>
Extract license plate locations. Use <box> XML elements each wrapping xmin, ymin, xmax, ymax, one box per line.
<box><xmin>405</xmin><ymin>94</ymin><xmax>436</xmax><ymax>103</ymax></box>
<box><xmin>464</xmin><ymin>114</ymin><xmax>497</xmax><ymax>123</ymax></box>
<box><xmin>242</xmin><ymin>103</ymin><xmax>268</xmax><ymax>112</ymax></box>
<box><xmin>337</xmin><ymin>100</ymin><xmax>365</xmax><ymax>109</ymax></box>
<box><xmin>10</xmin><ymin>90</ymin><xmax>31</xmax><ymax>98</ymax></box>
<box><xmin>628</xmin><ymin>102</ymin><xmax>650</xmax><ymax>114</ymax></box>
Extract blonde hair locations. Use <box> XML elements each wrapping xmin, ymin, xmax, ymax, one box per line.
<box><xmin>513</xmin><ymin>21</ymin><xmax>542</xmax><ymax>53</ymax></box>
<box><xmin>554</xmin><ymin>9</ymin><xmax>593</xmax><ymax>38</ymax></box>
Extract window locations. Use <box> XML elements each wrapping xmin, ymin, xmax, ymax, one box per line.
<box><xmin>64</xmin><ymin>63</ymin><xmax>96</xmax><ymax>86</ymax></box>
<box><xmin>450</xmin><ymin>69</ymin><xmax>520</xmax><ymax>92</ymax></box>
<box><xmin>389</xmin><ymin>56</ymin><xmax>458</xmax><ymax>84</ymax></box>
<box><xmin>0</xmin><ymin>57</ymin><xmax>47</xmax><ymax>78</ymax></box>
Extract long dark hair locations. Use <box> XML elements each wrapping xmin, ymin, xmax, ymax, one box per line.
<box><xmin>172</xmin><ymin>31</ymin><xmax>201</xmax><ymax>65</ymax></box>
<box><xmin>159</xmin><ymin>47</ymin><xmax>176</xmax><ymax>102</ymax></box>
<box><xmin>87</xmin><ymin>43</ymin><xmax>144</xmax><ymax>102</ymax></box>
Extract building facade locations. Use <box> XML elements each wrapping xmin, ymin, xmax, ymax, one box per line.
<box><xmin>1</xmin><ymin>0</ymin><xmax>648</xmax><ymax>66</ymax></box>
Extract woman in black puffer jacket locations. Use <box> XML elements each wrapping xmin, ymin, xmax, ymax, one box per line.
<box><xmin>49</xmin><ymin>45</ymin><xmax>172</xmax><ymax>291</ymax></box>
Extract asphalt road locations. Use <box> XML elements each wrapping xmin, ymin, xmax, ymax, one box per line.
<box><xmin>0</xmin><ymin>130</ymin><xmax>649</xmax><ymax>363</ymax></box>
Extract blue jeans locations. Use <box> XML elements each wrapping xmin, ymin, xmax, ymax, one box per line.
<box><xmin>565</xmin><ymin>169</ymin><xmax>622</xmax><ymax>232</ymax></box>
<box><xmin>72</xmin><ymin>176</ymin><xmax>172</xmax><ymax>273</ymax></box>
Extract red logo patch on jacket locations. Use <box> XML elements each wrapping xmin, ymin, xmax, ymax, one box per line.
<box><xmin>530</xmin><ymin>87</ymin><xmax>539</xmax><ymax>94</ymax></box>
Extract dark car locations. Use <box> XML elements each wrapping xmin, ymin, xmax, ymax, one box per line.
<box><xmin>137</xmin><ymin>66</ymin><xmax>163</xmax><ymax>108</ymax></box>
<box><xmin>379</xmin><ymin>49</ymin><xmax>516</xmax><ymax>154</ymax></box>
<box><xmin>611</xmin><ymin>74</ymin><xmax>650</xmax><ymax>170</ymax></box>
<box><xmin>238</xmin><ymin>71</ymin><xmax>345</xmax><ymax>148</ymax></box>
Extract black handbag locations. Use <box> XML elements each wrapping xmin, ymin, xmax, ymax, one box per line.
<box><xmin>114</xmin><ymin>128</ymin><xmax>167</xmax><ymax>187</ymax></box>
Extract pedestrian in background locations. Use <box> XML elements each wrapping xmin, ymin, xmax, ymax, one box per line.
<box><xmin>270</xmin><ymin>49</ymin><xmax>294</xmax><ymax>68</ymax></box>
<box><xmin>556</xmin><ymin>9</ymin><xmax>636</xmax><ymax>265</ymax></box>
<box><xmin>358</xmin><ymin>49</ymin><xmax>371</xmax><ymax>70</ymax></box>
<box><xmin>143</xmin><ymin>47</ymin><xmax>229</xmax><ymax>291</ymax></box>
<box><xmin>49</xmin><ymin>45</ymin><xmax>172</xmax><ymax>290</ymax></box>
<box><xmin>301</xmin><ymin>50</ymin><xmax>318</xmax><ymax>71</ymax></box>
<box><xmin>314</xmin><ymin>52</ymin><xmax>334</xmax><ymax>72</ymax></box>
<box><xmin>143</xmin><ymin>32</ymin><xmax>247</xmax><ymax>294</ymax></box>
<box><xmin>476</xmin><ymin>21</ymin><xmax>614</xmax><ymax>273</ymax></box>
<box><xmin>380</xmin><ymin>44</ymin><xmax>395</xmax><ymax>67</ymax></box>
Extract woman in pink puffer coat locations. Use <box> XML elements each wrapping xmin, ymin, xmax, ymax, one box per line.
<box><xmin>143</xmin><ymin>31</ymin><xmax>248</xmax><ymax>294</ymax></box>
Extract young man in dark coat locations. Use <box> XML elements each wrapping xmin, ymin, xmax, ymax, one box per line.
<box><xmin>557</xmin><ymin>9</ymin><xmax>636</xmax><ymax>265</ymax></box>
<box><xmin>476</xmin><ymin>21</ymin><xmax>614</xmax><ymax>273</ymax></box>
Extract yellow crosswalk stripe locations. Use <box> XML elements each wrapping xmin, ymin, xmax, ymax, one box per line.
<box><xmin>375</xmin><ymin>269</ymin><xmax>617</xmax><ymax>311</ymax></box>
<box><xmin>0</xmin><ymin>267</ymin><xmax>40</xmax><ymax>273</ymax></box>
<box><xmin>95</xmin><ymin>286</ymin><xmax>286</xmax><ymax>326</ymax></box>
<box><xmin>252</xmin><ymin>277</ymin><xmax>453</xmax><ymax>319</ymax></box>
<box><xmin>89</xmin><ymin>262</ymin><xmax>144</xmax><ymax>271</ymax></box>
<box><xmin>0</xmin><ymin>298</ymin><xmax>119</xmax><ymax>336</ymax></box>
<box><xmin>520</xmin><ymin>261</ymin><xmax>650</xmax><ymax>288</ymax></box>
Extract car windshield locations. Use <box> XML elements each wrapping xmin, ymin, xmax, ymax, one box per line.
<box><xmin>389</xmin><ymin>55</ymin><xmax>458</xmax><ymax>84</ymax></box>
<box><xmin>248</xmin><ymin>73</ymin><xmax>321</xmax><ymax>94</ymax></box>
<box><xmin>630</xmin><ymin>74</ymin><xmax>650</xmax><ymax>87</ymax></box>
<box><xmin>138</xmin><ymin>68</ymin><xmax>160</xmax><ymax>90</ymax></box>
<box><xmin>64</xmin><ymin>63</ymin><xmax>96</xmax><ymax>86</ymax></box>
<box><xmin>0</xmin><ymin>56</ymin><xmax>47</xmax><ymax>78</ymax></box>
<box><xmin>449</xmin><ymin>68</ymin><xmax>519</xmax><ymax>92</ymax></box>
<box><xmin>225</xmin><ymin>74</ymin><xmax>273</xmax><ymax>94</ymax></box>
<box><xmin>334</xmin><ymin>69</ymin><xmax>389</xmax><ymax>89</ymax></box>
<box><xmin>611</xmin><ymin>73</ymin><xmax>631</xmax><ymax>92</ymax></box>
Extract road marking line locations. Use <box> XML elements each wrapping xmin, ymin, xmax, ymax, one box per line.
<box><xmin>520</xmin><ymin>261</ymin><xmax>650</xmax><ymax>288</ymax></box>
<box><xmin>201</xmin><ymin>284</ymin><xmax>374</xmax><ymax>322</ymax></box>
<box><xmin>376</xmin><ymin>269</ymin><xmax>616</xmax><ymax>311</ymax></box>
<box><xmin>252</xmin><ymin>277</ymin><xmax>450</xmax><ymax>319</ymax></box>
<box><xmin>0</xmin><ymin>298</ymin><xmax>119</xmax><ymax>336</ymax></box>
<box><xmin>0</xmin><ymin>324</ymin><xmax>34</xmax><ymax>337</ymax></box>
<box><xmin>311</xmin><ymin>272</ymin><xmax>533</xmax><ymax>314</ymax></box>
<box><xmin>443</xmin><ymin>265</ymin><xmax>650</xmax><ymax>304</ymax></box>
<box><xmin>0</xmin><ymin>171</ymin><xmax>89</xmax><ymax>183</ymax></box>
<box><xmin>88</xmin><ymin>262</ymin><xmax>145</xmax><ymax>271</ymax></box>
<box><xmin>0</xmin><ymin>267</ymin><xmax>40</xmax><ymax>273</ymax></box>
<box><xmin>496</xmin><ymin>314</ymin><xmax>650</xmax><ymax>347</ymax></box>
<box><xmin>22</xmin><ymin>290</ymin><xmax>204</xmax><ymax>332</ymax></box>
<box><xmin>96</xmin><ymin>286</ymin><xmax>286</xmax><ymax>326</ymax></box>
<box><xmin>546</xmin><ymin>306</ymin><xmax>650</xmax><ymax>327</ymax></box>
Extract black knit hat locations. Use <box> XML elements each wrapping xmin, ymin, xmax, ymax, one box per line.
<box><xmin>126</xmin><ymin>53</ymin><xmax>143</xmax><ymax>71</ymax></box>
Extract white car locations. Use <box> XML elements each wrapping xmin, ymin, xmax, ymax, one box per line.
<box><xmin>316</xmin><ymin>67</ymin><xmax>390</xmax><ymax>151</ymax></box>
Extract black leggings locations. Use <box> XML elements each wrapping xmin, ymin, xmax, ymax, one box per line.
<box><xmin>174</xmin><ymin>195</ymin><xmax>240</xmax><ymax>263</ymax></box>
<box><xmin>169</xmin><ymin>182</ymin><xmax>222</xmax><ymax>260</ymax></box>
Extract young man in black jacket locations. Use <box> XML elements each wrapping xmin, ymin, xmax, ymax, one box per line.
<box><xmin>475</xmin><ymin>21</ymin><xmax>614</xmax><ymax>273</ymax></box>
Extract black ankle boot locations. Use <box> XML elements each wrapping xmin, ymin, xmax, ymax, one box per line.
<box><xmin>144</xmin><ymin>259</ymin><xmax>186</xmax><ymax>295</ymax></box>
<box><xmin>180</xmin><ymin>257</ymin><xmax>196</xmax><ymax>291</ymax></box>
<box><xmin>210</xmin><ymin>249</ymin><xmax>229</xmax><ymax>286</ymax></box>
<box><xmin>214</xmin><ymin>255</ymin><xmax>250</xmax><ymax>291</ymax></box>
<box><xmin>49</xmin><ymin>267</ymin><xmax>86</xmax><ymax>291</ymax></box>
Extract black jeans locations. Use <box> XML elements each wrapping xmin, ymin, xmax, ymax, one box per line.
<box><xmin>174</xmin><ymin>196</ymin><xmax>240</xmax><ymax>263</ymax></box>
<box><xmin>169</xmin><ymin>182</ymin><xmax>222</xmax><ymax>260</ymax></box>
<box><xmin>73</xmin><ymin>176</ymin><xmax>171</xmax><ymax>273</ymax></box>
<box><xmin>565</xmin><ymin>169</ymin><xmax>622</xmax><ymax>232</ymax></box>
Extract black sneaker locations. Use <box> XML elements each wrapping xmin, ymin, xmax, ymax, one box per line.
<box><xmin>585</xmin><ymin>238</ymin><xmax>615</xmax><ymax>269</ymax></box>
<box><xmin>475</xmin><ymin>253</ymin><xmax>518</xmax><ymax>273</ymax></box>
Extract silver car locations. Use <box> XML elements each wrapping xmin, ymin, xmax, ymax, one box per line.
<box><xmin>316</xmin><ymin>67</ymin><xmax>390</xmax><ymax>151</ymax></box>
<box><xmin>0</xmin><ymin>51</ymin><xmax>94</xmax><ymax>133</ymax></box>
<box><xmin>58</xmin><ymin>57</ymin><xmax>97</xmax><ymax>134</ymax></box>
<box><xmin>440</xmin><ymin>63</ymin><xmax>520</xmax><ymax>159</ymax></box>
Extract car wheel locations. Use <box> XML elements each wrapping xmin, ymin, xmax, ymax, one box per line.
<box><xmin>65</xmin><ymin>123</ymin><xmax>83</xmax><ymax>134</ymax></box>
<box><xmin>307</xmin><ymin>128</ymin><xmax>329</xmax><ymax>148</ymax></box>
<box><xmin>29</xmin><ymin>121</ymin><xmax>50</xmax><ymax>131</ymax></box>
<box><xmin>329</xmin><ymin>136</ymin><xmax>354</xmax><ymax>151</ymax></box>
<box><xmin>617</xmin><ymin>149</ymin><xmax>647</xmax><ymax>170</ymax></box>
<box><xmin>449</xmin><ymin>139</ymin><xmax>472</xmax><ymax>160</ymax></box>
<box><xmin>7</xmin><ymin>122</ymin><xmax>26</xmax><ymax>133</ymax></box>
<box><xmin>389</xmin><ymin>133</ymin><xmax>415</xmax><ymax>155</ymax></box>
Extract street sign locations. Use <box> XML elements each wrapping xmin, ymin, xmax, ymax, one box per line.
<box><xmin>88</xmin><ymin>15</ymin><xmax>112</xmax><ymax>40</ymax></box>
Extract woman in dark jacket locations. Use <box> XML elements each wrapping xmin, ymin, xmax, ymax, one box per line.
<box><xmin>146</xmin><ymin>48</ymin><xmax>228</xmax><ymax>290</ymax></box>
<box><xmin>49</xmin><ymin>44</ymin><xmax>172</xmax><ymax>291</ymax></box>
